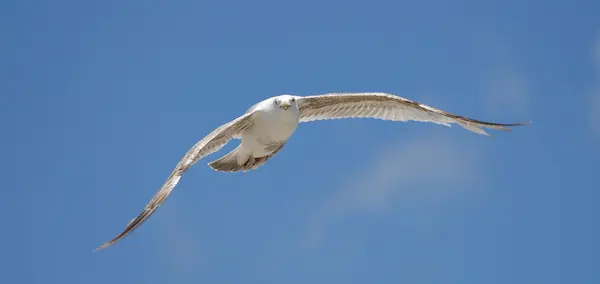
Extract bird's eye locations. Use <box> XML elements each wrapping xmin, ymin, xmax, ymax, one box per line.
<box><xmin>291</xmin><ymin>98</ymin><xmax>295</xmax><ymax>102</ymax></box>
<box><xmin>274</xmin><ymin>99</ymin><xmax>278</xmax><ymax>105</ymax></box>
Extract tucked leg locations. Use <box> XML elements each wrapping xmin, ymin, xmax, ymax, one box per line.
<box><xmin>242</xmin><ymin>156</ymin><xmax>256</xmax><ymax>171</ymax></box>
<box><xmin>250</xmin><ymin>143</ymin><xmax>286</xmax><ymax>170</ymax></box>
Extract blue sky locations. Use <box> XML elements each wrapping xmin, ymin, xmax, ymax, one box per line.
<box><xmin>2</xmin><ymin>0</ymin><xmax>600</xmax><ymax>283</ymax></box>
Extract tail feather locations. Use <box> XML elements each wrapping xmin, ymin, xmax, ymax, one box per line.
<box><xmin>209</xmin><ymin>146</ymin><xmax>244</xmax><ymax>172</ymax></box>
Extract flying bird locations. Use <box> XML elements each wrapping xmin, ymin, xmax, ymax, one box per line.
<box><xmin>96</xmin><ymin>92</ymin><xmax>528</xmax><ymax>251</ymax></box>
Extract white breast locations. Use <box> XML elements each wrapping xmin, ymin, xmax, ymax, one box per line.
<box><xmin>240</xmin><ymin>104</ymin><xmax>300</xmax><ymax>156</ymax></box>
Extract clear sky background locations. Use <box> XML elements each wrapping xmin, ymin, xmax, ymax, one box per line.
<box><xmin>2</xmin><ymin>0</ymin><xmax>600</xmax><ymax>283</ymax></box>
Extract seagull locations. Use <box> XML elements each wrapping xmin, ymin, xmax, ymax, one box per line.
<box><xmin>96</xmin><ymin>92</ymin><xmax>528</xmax><ymax>251</ymax></box>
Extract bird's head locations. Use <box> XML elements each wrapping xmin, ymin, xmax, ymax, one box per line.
<box><xmin>273</xmin><ymin>94</ymin><xmax>299</xmax><ymax>111</ymax></box>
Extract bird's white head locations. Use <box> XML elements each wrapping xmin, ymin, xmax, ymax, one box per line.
<box><xmin>273</xmin><ymin>94</ymin><xmax>299</xmax><ymax>111</ymax></box>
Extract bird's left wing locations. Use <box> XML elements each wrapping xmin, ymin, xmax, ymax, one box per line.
<box><xmin>95</xmin><ymin>112</ymin><xmax>255</xmax><ymax>251</ymax></box>
<box><xmin>297</xmin><ymin>92</ymin><xmax>528</xmax><ymax>136</ymax></box>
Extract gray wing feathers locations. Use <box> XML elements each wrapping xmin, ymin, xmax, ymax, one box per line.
<box><xmin>297</xmin><ymin>92</ymin><xmax>528</xmax><ymax>136</ymax></box>
<box><xmin>96</xmin><ymin>112</ymin><xmax>255</xmax><ymax>251</ymax></box>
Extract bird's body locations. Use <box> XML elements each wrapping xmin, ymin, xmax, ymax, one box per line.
<box><xmin>96</xmin><ymin>92</ymin><xmax>529</xmax><ymax>251</ymax></box>
<box><xmin>208</xmin><ymin>95</ymin><xmax>300</xmax><ymax>172</ymax></box>
<box><xmin>241</xmin><ymin>95</ymin><xmax>299</xmax><ymax>156</ymax></box>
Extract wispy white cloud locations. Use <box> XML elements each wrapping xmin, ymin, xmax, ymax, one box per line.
<box><xmin>594</xmin><ymin>34</ymin><xmax>600</xmax><ymax>67</ymax></box>
<box><xmin>481</xmin><ymin>44</ymin><xmax>531</xmax><ymax>116</ymax></box>
<box><xmin>304</xmin><ymin>133</ymin><xmax>483</xmax><ymax>247</ymax></box>
<box><xmin>590</xmin><ymin>34</ymin><xmax>600</xmax><ymax>138</ymax></box>
<box><xmin>591</xmin><ymin>91</ymin><xmax>600</xmax><ymax>138</ymax></box>
<box><xmin>155</xmin><ymin>201</ymin><xmax>207</xmax><ymax>278</ymax></box>
<box><xmin>482</xmin><ymin>69</ymin><xmax>530</xmax><ymax>114</ymax></box>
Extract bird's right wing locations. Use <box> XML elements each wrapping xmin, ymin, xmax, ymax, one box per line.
<box><xmin>95</xmin><ymin>112</ymin><xmax>255</xmax><ymax>251</ymax></box>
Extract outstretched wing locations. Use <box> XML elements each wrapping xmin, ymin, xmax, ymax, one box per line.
<box><xmin>95</xmin><ymin>112</ymin><xmax>255</xmax><ymax>251</ymax></box>
<box><xmin>297</xmin><ymin>92</ymin><xmax>528</xmax><ymax>135</ymax></box>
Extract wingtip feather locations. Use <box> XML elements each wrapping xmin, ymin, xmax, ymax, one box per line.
<box><xmin>94</xmin><ymin>241</ymin><xmax>113</xmax><ymax>252</ymax></box>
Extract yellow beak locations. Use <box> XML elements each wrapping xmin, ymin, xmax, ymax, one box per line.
<box><xmin>281</xmin><ymin>103</ymin><xmax>291</xmax><ymax>110</ymax></box>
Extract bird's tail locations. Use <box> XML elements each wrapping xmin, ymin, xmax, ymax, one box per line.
<box><xmin>208</xmin><ymin>146</ymin><xmax>245</xmax><ymax>172</ymax></box>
